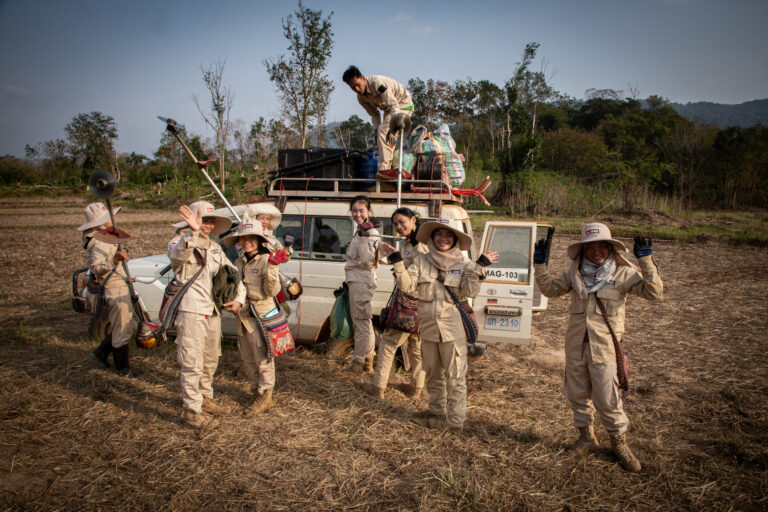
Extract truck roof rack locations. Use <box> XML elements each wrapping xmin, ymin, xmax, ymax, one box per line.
<box><xmin>266</xmin><ymin>176</ymin><xmax>464</xmax><ymax>205</ymax></box>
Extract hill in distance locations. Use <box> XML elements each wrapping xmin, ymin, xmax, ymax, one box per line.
<box><xmin>668</xmin><ymin>98</ymin><xmax>768</xmax><ymax>128</ymax></box>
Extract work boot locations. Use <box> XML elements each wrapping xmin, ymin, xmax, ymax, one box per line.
<box><xmin>363</xmin><ymin>356</ymin><xmax>374</xmax><ymax>374</ymax></box>
<box><xmin>356</xmin><ymin>382</ymin><xmax>385</xmax><ymax>400</ymax></box>
<box><xmin>113</xmin><ymin>345</ymin><xmax>141</xmax><ymax>377</ymax></box>
<box><xmin>181</xmin><ymin>409</ymin><xmax>218</xmax><ymax>430</ymax></box>
<box><xmin>349</xmin><ymin>359</ymin><xmax>364</xmax><ymax>374</ymax></box>
<box><xmin>610</xmin><ymin>433</ymin><xmax>642</xmax><ymax>473</ymax></box>
<box><xmin>571</xmin><ymin>425</ymin><xmax>600</xmax><ymax>456</ymax></box>
<box><xmin>397</xmin><ymin>383</ymin><xmax>424</xmax><ymax>400</ymax></box>
<box><xmin>202</xmin><ymin>397</ymin><xmax>232</xmax><ymax>416</ymax></box>
<box><xmin>246</xmin><ymin>388</ymin><xmax>274</xmax><ymax>416</ymax></box>
<box><xmin>90</xmin><ymin>334</ymin><xmax>113</xmax><ymax>368</ymax></box>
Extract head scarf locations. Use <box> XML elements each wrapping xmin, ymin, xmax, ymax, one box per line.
<box><xmin>425</xmin><ymin>238</ymin><xmax>465</xmax><ymax>271</ymax></box>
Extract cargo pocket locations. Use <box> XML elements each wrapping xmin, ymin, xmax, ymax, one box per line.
<box><xmin>596</xmin><ymin>287</ymin><xmax>623</xmax><ymax>316</ymax></box>
<box><xmin>447</xmin><ymin>339</ymin><xmax>468</xmax><ymax>380</ymax></box>
<box><xmin>418</xmin><ymin>270</ymin><xmax>437</xmax><ymax>301</ymax></box>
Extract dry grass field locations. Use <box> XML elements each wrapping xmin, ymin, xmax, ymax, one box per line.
<box><xmin>0</xmin><ymin>197</ymin><xmax>766</xmax><ymax>511</ymax></box>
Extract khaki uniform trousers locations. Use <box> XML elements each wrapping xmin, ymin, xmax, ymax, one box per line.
<box><xmin>175</xmin><ymin>311</ymin><xmax>222</xmax><ymax>414</ymax></box>
<box><xmin>238</xmin><ymin>324</ymin><xmax>275</xmax><ymax>395</ymax></box>
<box><xmin>565</xmin><ymin>340</ymin><xmax>629</xmax><ymax>436</ymax></box>
<box><xmin>372</xmin><ymin>329</ymin><xmax>425</xmax><ymax>390</ymax></box>
<box><xmin>104</xmin><ymin>294</ymin><xmax>138</xmax><ymax>349</ymax></box>
<box><xmin>348</xmin><ymin>281</ymin><xmax>375</xmax><ymax>364</ymax></box>
<box><xmin>422</xmin><ymin>337</ymin><xmax>468</xmax><ymax>428</ymax></box>
<box><xmin>376</xmin><ymin>109</ymin><xmax>412</xmax><ymax>171</ymax></box>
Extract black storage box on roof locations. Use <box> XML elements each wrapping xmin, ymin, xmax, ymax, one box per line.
<box><xmin>275</xmin><ymin>148</ymin><xmax>364</xmax><ymax>191</ymax></box>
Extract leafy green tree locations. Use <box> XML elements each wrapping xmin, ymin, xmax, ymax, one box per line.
<box><xmin>332</xmin><ymin>115</ymin><xmax>372</xmax><ymax>150</ymax></box>
<box><xmin>264</xmin><ymin>1</ymin><xmax>334</xmax><ymax>148</ymax></box>
<box><xmin>64</xmin><ymin>111</ymin><xmax>118</xmax><ymax>181</ymax></box>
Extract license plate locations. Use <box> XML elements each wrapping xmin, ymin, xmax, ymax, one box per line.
<box><xmin>485</xmin><ymin>316</ymin><xmax>521</xmax><ymax>331</ymax></box>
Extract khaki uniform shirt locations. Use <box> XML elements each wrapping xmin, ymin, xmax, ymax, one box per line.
<box><xmin>345</xmin><ymin>229</ymin><xmax>381</xmax><ymax>284</ymax></box>
<box><xmin>357</xmin><ymin>75</ymin><xmax>413</xmax><ymax>131</ymax></box>
<box><xmin>235</xmin><ymin>252</ymin><xmax>281</xmax><ymax>334</ymax></box>
<box><xmin>401</xmin><ymin>238</ymin><xmax>429</xmax><ymax>269</ymax></box>
<box><xmin>393</xmin><ymin>254</ymin><xmax>484</xmax><ymax>343</ymax></box>
<box><xmin>534</xmin><ymin>256</ymin><xmax>663</xmax><ymax>364</ymax></box>
<box><xmin>168</xmin><ymin>230</ymin><xmax>247</xmax><ymax>316</ymax></box>
<box><xmin>86</xmin><ymin>237</ymin><xmax>129</xmax><ymax>300</ymax></box>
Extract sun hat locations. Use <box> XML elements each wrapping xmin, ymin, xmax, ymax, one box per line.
<box><xmin>221</xmin><ymin>215</ymin><xmax>269</xmax><ymax>248</ymax></box>
<box><xmin>567</xmin><ymin>223</ymin><xmax>628</xmax><ymax>260</ymax></box>
<box><xmin>78</xmin><ymin>202</ymin><xmax>121</xmax><ymax>231</ymax></box>
<box><xmin>245</xmin><ymin>202</ymin><xmax>282</xmax><ymax>231</ymax></box>
<box><xmin>172</xmin><ymin>201</ymin><xmax>233</xmax><ymax>235</ymax></box>
<box><xmin>416</xmin><ymin>217</ymin><xmax>473</xmax><ymax>251</ymax></box>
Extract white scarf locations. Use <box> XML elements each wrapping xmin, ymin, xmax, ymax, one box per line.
<box><xmin>568</xmin><ymin>253</ymin><xmax>616</xmax><ymax>299</ymax></box>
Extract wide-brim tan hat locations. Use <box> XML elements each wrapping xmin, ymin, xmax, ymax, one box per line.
<box><xmin>416</xmin><ymin>218</ymin><xmax>473</xmax><ymax>251</ymax></box>
<box><xmin>172</xmin><ymin>201</ymin><xmax>232</xmax><ymax>235</ymax></box>
<box><xmin>221</xmin><ymin>216</ymin><xmax>269</xmax><ymax>248</ymax></box>
<box><xmin>245</xmin><ymin>202</ymin><xmax>282</xmax><ymax>231</ymax></box>
<box><xmin>567</xmin><ymin>222</ymin><xmax>628</xmax><ymax>260</ymax></box>
<box><xmin>78</xmin><ymin>202</ymin><xmax>121</xmax><ymax>231</ymax></box>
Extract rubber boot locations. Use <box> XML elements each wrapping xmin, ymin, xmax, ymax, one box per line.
<box><xmin>246</xmin><ymin>388</ymin><xmax>274</xmax><ymax>416</ymax></box>
<box><xmin>363</xmin><ymin>356</ymin><xmax>374</xmax><ymax>374</ymax></box>
<box><xmin>356</xmin><ymin>381</ymin><xmax>385</xmax><ymax>399</ymax></box>
<box><xmin>610</xmin><ymin>433</ymin><xmax>642</xmax><ymax>473</ymax></box>
<box><xmin>113</xmin><ymin>345</ymin><xmax>141</xmax><ymax>377</ymax></box>
<box><xmin>90</xmin><ymin>334</ymin><xmax>113</xmax><ymax>368</ymax></box>
<box><xmin>572</xmin><ymin>425</ymin><xmax>600</xmax><ymax>456</ymax></box>
<box><xmin>182</xmin><ymin>409</ymin><xmax>218</xmax><ymax>430</ymax></box>
<box><xmin>202</xmin><ymin>397</ymin><xmax>232</xmax><ymax>416</ymax></box>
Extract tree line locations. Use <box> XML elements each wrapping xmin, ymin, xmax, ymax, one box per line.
<box><xmin>0</xmin><ymin>3</ymin><xmax>765</xmax><ymax>212</ymax></box>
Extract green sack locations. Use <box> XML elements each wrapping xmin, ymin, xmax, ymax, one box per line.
<box><xmin>330</xmin><ymin>283</ymin><xmax>353</xmax><ymax>340</ymax></box>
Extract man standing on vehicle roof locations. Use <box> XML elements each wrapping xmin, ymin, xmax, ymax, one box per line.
<box><xmin>343</xmin><ymin>65</ymin><xmax>414</xmax><ymax>181</ymax></box>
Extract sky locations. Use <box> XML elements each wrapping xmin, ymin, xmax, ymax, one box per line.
<box><xmin>0</xmin><ymin>0</ymin><xmax>766</xmax><ymax>158</ymax></box>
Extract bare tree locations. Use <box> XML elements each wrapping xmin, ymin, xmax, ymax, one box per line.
<box><xmin>264</xmin><ymin>2</ymin><xmax>334</xmax><ymax>148</ymax></box>
<box><xmin>193</xmin><ymin>58</ymin><xmax>234</xmax><ymax>191</ymax></box>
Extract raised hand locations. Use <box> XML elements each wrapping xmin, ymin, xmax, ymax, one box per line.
<box><xmin>633</xmin><ymin>236</ymin><xmax>653</xmax><ymax>258</ymax></box>
<box><xmin>180</xmin><ymin>205</ymin><xmax>202</xmax><ymax>231</ymax></box>
<box><xmin>379</xmin><ymin>242</ymin><xmax>397</xmax><ymax>257</ymax></box>
<box><xmin>533</xmin><ymin>240</ymin><xmax>549</xmax><ymax>264</ymax></box>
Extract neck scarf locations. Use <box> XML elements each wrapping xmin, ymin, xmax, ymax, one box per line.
<box><xmin>569</xmin><ymin>253</ymin><xmax>616</xmax><ymax>299</ymax></box>
<box><xmin>426</xmin><ymin>238</ymin><xmax>465</xmax><ymax>271</ymax></box>
<box><xmin>196</xmin><ymin>231</ymin><xmax>212</xmax><ymax>250</ymax></box>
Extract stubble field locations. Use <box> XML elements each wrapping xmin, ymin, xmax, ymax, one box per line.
<box><xmin>0</xmin><ymin>197</ymin><xmax>766</xmax><ymax>511</ymax></box>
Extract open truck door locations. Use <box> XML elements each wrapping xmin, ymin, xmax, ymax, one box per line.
<box><xmin>475</xmin><ymin>221</ymin><xmax>538</xmax><ymax>345</ymax></box>
<box><xmin>533</xmin><ymin>223</ymin><xmax>555</xmax><ymax>311</ymax></box>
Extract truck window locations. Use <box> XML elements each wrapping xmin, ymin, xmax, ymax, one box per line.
<box><xmin>274</xmin><ymin>215</ymin><xmax>354</xmax><ymax>261</ymax></box>
<box><xmin>482</xmin><ymin>225</ymin><xmax>532</xmax><ymax>283</ymax></box>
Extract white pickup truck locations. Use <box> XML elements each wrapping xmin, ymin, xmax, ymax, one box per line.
<box><xmin>84</xmin><ymin>176</ymin><xmax>553</xmax><ymax>347</ymax></box>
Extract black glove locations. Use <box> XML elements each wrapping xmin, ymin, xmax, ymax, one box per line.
<box><xmin>283</xmin><ymin>234</ymin><xmax>295</xmax><ymax>248</ymax></box>
<box><xmin>476</xmin><ymin>254</ymin><xmax>492</xmax><ymax>267</ymax></box>
<box><xmin>533</xmin><ymin>239</ymin><xmax>549</xmax><ymax>264</ymax></box>
<box><xmin>387</xmin><ymin>251</ymin><xmax>403</xmax><ymax>264</ymax></box>
<box><xmin>633</xmin><ymin>236</ymin><xmax>653</xmax><ymax>258</ymax></box>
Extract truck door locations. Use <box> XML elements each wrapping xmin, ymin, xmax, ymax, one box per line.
<box><xmin>533</xmin><ymin>223</ymin><xmax>554</xmax><ymax>311</ymax></box>
<box><xmin>475</xmin><ymin>221</ymin><xmax>538</xmax><ymax>345</ymax></box>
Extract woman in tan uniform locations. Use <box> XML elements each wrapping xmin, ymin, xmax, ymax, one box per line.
<box><xmin>245</xmin><ymin>202</ymin><xmax>294</xmax><ymax>255</ymax></box>
<box><xmin>357</xmin><ymin>207</ymin><xmax>427</xmax><ymax>399</ymax></box>
<box><xmin>380</xmin><ymin>218</ymin><xmax>498</xmax><ymax>433</ymax></box>
<box><xmin>345</xmin><ymin>196</ymin><xmax>380</xmax><ymax>373</ymax></box>
<box><xmin>168</xmin><ymin>201</ymin><xmax>246</xmax><ymax>430</ymax></box>
<box><xmin>222</xmin><ymin>216</ymin><xmax>288</xmax><ymax>415</ymax></box>
<box><xmin>533</xmin><ymin>223</ymin><xmax>662</xmax><ymax>472</ymax></box>
<box><xmin>79</xmin><ymin>202</ymin><xmax>140</xmax><ymax>376</ymax></box>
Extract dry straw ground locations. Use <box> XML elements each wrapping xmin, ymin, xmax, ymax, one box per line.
<box><xmin>0</xmin><ymin>197</ymin><xmax>766</xmax><ymax>511</ymax></box>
